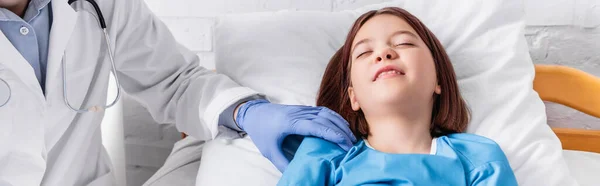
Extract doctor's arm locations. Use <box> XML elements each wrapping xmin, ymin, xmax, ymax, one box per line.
<box><xmin>110</xmin><ymin>0</ymin><xmax>355</xmax><ymax>172</ymax></box>
<box><xmin>110</xmin><ymin>0</ymin><xmax>257</xmax><ymax>141</ymax></box>
<box><xmin>468</xmin><ymin>161</ymin><xmax>518</xmax><ymax>186</ymax></box>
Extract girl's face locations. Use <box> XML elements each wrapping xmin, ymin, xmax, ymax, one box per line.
<box><xmin>348</xmin><ymin>14</ymin><xmax>441</xmax><ymax>115</ymax></box>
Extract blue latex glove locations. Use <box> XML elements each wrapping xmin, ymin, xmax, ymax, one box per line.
<box><xmin>236</xmin><ymin>99</ymin><xmax>356</xmax><ymax>172</ymax></box>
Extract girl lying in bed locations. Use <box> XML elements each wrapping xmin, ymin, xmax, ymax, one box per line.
<box><xmin>277</xmin><ymin>7</ymin><xmax>518</xmax><ymax>186</ymax></box>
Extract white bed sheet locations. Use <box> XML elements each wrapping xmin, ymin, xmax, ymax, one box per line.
<box><xmin>563</xmin><ymin>150</ymin><xmax>600</xmax><ymax>186</ymax></box>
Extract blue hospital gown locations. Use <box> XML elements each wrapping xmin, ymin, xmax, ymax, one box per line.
<box><xmin>278</xmin><ymin>133</ymin><xmax>518</xmax><ymax>186</ymax></box>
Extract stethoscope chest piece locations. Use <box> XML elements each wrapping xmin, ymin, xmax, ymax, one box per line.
<box><xmin>0</xmin><ymin>79</ymin><xmax>11</xmax><ymax>107</ymax></box>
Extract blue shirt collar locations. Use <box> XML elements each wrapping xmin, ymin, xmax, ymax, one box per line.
<box><xmin>0</xmin><ymin>8</ymin><xmax>21</xmax><ymax>21</ymax></box>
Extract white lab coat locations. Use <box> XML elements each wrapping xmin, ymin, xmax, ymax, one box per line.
<box><xmin>0</xmin><ymin>0</ymin><xmax>258</xmax><ymax>185</ymax></box>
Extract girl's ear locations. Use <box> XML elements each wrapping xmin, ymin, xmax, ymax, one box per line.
<box><xmin>348</xmin><ymin>87</ymin><xmax>361</xmax><ymax>111</ymax></box>
<box><xmin>434</xmin><ymin>84</ymin><xmax>441</xmax><ymax>95</ymax></box>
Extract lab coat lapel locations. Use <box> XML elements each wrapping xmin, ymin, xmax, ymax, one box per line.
<box><xmin>45</xmin><ymin>0</ymin><xmax>78</xmax><ymax>100</ymax></box>
<box><xmin>0</xmin><ymin>31</ymin><xmax>45</xmax><ymax>103</ymax></box>
<box><xmin>42</xmin><ymin>0</ymin><xmax>80</xmax><ymax>151</ymax></box>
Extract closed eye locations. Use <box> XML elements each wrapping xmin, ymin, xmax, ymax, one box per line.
<box><xmin>395</xmin><ymin>43</ymin><xmax>414</xmax><ymax>46</ymax></box>
<box><xmin>356</xmin><ymin>51</ymin><xmax>372</xmax><ymax>59</ymax></box>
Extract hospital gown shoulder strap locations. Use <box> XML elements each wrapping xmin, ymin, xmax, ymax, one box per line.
<box><xmin>468</xmin><ymin>160</ymin><xmax>518</xmax><ymax>186</ymax></box>
<box><xmin>277</xmin><ymin>137</ymin><xmax>346</xmax><ymax>186</ymax></box>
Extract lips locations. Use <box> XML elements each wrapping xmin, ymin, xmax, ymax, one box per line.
<box><xmin>373</xmin><ymin>65</ymin><xmax>405</xmax><ymax>81</ymax></box>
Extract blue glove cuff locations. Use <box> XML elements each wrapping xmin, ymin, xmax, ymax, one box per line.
<box><xmin>235</xmin><ymin>99</ymin><xmax>270</xmax><ymax>130</ymax></box>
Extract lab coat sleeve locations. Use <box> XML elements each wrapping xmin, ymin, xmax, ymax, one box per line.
<box><xmin>109</xmin><ymin>0</ymin><xmax>259</xmax><ymax>140</ymax></box>
<box><xmin>277</xmin><ymin>137</ymin><xmax>345</xmax><ymax>186</ymax></box>
<box><xmin>468</xmin><ymin>161</ymin><xmax>518</xmax><ymax>186</ymax></box>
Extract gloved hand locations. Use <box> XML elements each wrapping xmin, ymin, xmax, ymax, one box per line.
<box><xmin>236</xmin><ymin>99</ymin><xmax>356</xmax><ymax>172</ymax></box>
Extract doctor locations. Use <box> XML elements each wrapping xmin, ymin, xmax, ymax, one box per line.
<box><xmin>0</xmin><ymin>0</ymin><xmax>356</xmax><ymax>185</ymax></box>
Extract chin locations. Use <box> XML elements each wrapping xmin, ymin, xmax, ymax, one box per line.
<box><xmin>372</xmin><ymin>85</ymin><xmax>408</xmax><ymax>104</ymax></box>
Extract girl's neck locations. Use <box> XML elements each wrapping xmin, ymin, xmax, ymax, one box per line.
<box><xmin>365</xmin><ymin>115</ymin><xmax>433</xmax><ymax>154</ymax></box>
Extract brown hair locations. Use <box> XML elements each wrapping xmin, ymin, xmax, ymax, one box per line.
<box><xmin>316</xmin><ymin>7</ymin><xmax>470</xmax><ymax>139</ymax></box>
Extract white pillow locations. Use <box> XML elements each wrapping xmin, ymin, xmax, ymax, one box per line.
<box><xmin>211</xmin><ymin>0</ymin><xmax>578</xmax><ymax>185</ymax></box>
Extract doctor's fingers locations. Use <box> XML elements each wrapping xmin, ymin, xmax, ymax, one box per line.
<box><xmin>292</xmin><ymin>119</ymin><xmax>353</xmax><ymax>151</ymax></box>
<box><xmin>269</xmin><ymin>146</ymin><xmax>291</xmax><ymax>173</ymax></box>
<box><xmin>254</xmin><ymin>140</ymin><xmax>289</xmax><ymax>173</ymax></box>
<box><xmin>286</xmin><ymin>107</ymin><xmax>321</xmax><ymax>119</ymax></box>
<box><xmin>310</xmin><ymin>117</ymin><xmax>355</xmax><ymax>151</ymax></box>
<box><xmin>316</xmin><ymin>107</ymin><xmax>357</xmax><ymax>142</ymax></box>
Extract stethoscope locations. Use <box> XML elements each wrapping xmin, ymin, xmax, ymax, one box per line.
<box><xmin>63</xmin><ymin>0</ymin><xmax>121</xmax><ymax>113</ymax></box>
<box><xmin>0</xmin><ymin>0</ymin><xmax>122</xmax><ymax>113</ymax></box>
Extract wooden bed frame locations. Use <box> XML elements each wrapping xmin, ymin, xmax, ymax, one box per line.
<box><xmin>534</xmin><ymin>64</ymin><xmax>600</xmax><ymax>153</ymax></box>
<box><xmin>183</xmin><ymin>65</ymin><xmax>600</xmax><ymax>153</ymax></box>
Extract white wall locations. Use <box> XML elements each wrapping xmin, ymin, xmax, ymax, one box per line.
<box><xmin>121</xmin><ymin>0</ymin><xmax>600</xmax><ymax>185</ymax></box>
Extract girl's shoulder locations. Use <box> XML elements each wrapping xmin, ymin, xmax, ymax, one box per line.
<box><xmin>438</xmin><ymin>133</ymin><xmax>510</xmax><ymax>171</ymax></box>
<box><xmin>293</xmin><ymin>137</ymin><xmax>352</xmax><ymax>161</ymax></box>
<box><xmin>443</xmin><ymin>133</ymin><xmax>499</xmax><ymax>146</ymax></box>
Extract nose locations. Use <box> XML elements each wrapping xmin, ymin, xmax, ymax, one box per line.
<box><xmin>375</xmin><ymin>48</ymin><xmax>398</xmax><ymax>63</ymax></box>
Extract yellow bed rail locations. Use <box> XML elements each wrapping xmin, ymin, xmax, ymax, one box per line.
<box><xmin>534</xmin><ymin>64</ymin><xmax>600</xmax><ymax>117</ymax></box>
<box><xmin>533</xmin><ymin>64</ymin><xmax>600</xmax><ymax>153</ymax></box>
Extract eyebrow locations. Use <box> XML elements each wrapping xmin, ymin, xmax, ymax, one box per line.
<box><xmin>351</xmin><ymin>38</ymin><xmax>371</xmax><ymax>55</ymax></box>
<box><xmin>351</xmin><ymin>30</ymin><xmax>419</xmax><ymax>54</ymax></box>
<box><xmin>391</xmin><ymin>30</ymin><xmax>419</xmax><ymax>39</ymax></box>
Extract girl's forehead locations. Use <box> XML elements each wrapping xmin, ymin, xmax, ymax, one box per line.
<box><xmin>353</xmin><ymin>14</ymin><xmax>418</xmax><ymax>44</ymax></box>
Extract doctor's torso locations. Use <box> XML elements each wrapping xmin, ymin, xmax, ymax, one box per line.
<box><xmin>0</xmin><ymin>0</ymin><xmax>119</xmax><ymax>185</ymax></box>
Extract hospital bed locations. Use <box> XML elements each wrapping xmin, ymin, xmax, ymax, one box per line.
<box><xmin>183</xmin><ymin>64</ymin><xmax>600</xmax><ymax>149</ymax></box>
<box><xmin>180</xmin><ymin>64</ymin><xmax>600</xmax><ymax>185</ymax></box>
<box><xmin>533</xmin><ymin>64</ymin><xmax>600</xmax><ymax>185</ymax></box>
